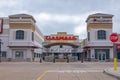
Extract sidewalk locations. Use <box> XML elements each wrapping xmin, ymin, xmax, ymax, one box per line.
<box><xmin>104</xmin><ymin>67</ymin><xmax>120</xmax><ymax>79</ymax></box>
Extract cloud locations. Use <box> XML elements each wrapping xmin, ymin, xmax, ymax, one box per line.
<box><xmin>74</xmin><ymin>24</ymin><xmax>87</xmax><ymax>39</ymax></box>
<box><xmin>40</xmin><ymin>22</ymin><xmax>76</xmax><ymax>35</ymax></box>
<box><xmin>0</xmin><ymin>0</ymin><xmax>18</xmax><ymax>8</ymax></box>
<box><xmin>34</xmin><ymin>11</ymin><xmax>104</xmax><ymax>39</ymax></box>
<box><xmin>33</xmin><ymin>13</ymin><xmax>85</xmax><ymax>36</ymax></box>
<box><xmin>34</xmin><ymin>13</ymin><xmax>81</xmax><ymax>24</ymax></box>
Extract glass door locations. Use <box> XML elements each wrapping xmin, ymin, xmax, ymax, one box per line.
<box><xmin>98</xmin><ymin>52</ymin><xmax>106</xmax><ymax>61</ymax></box>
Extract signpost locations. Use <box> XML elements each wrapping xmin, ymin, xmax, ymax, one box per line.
<box><xmin>109</xmin><ymin>33</ymin><xmax>119</xmax><ymax>71</ymax></box>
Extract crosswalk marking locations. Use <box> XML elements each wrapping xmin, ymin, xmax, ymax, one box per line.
<box><xmin>47</xmin><ymin>70</ymin><xmax>103</xmax><ymax>73</ymax></box>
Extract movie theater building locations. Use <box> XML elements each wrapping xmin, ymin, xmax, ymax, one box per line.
<box><xmin>43</xmin><ymin>32</ymin><xmax>81</xmax><ymax>62</ymax></box>
<box><xmin>83</xmin><ymin>13</ymin><xmax>114</xmax><ymax>61</ymax></box>
<box><xmin>0</xmin><ymin>14</ymin><xmax>44</xmax><ymax>61</ymax></box>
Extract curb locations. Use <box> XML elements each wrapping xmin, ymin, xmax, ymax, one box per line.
<box><xmin>103</xmin><ymin>69</ymin><xmax>120</xmax><ymax>79</ymax></box>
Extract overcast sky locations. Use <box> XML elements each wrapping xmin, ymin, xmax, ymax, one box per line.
<box><xmin>0</xmin><ymin>0</ymin><xmax>120</xmax><ymax>39</ymax></box>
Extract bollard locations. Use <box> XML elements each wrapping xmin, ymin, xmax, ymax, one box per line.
<box><xmin>114</xmin><ymin>58</ymin><xmax>117</xmax><ymax>71</ymax></box>
<box><xmin>53</xmin><ymin>58</ymin><xmax>55</xmax><ymax>63</ymax></box>
<box><xmin>39</xmin><ymin>58</ymin><xmax>42</xmax><ymax>63</ymax></box>
<box><xmin>67</xmin><ymin>57</ymin><xmax>69</xmax><ymax>63</ymax></box>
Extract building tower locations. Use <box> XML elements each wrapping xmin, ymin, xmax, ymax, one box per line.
<box><xmin>85</xmin><ymin>13</ymin><xmax>114</xmax><ymax>61</ymax></box>
<box><xmin>0</xmin><ymin>14</ymin><xmax>44</xmax><ymax>62</ymax></box>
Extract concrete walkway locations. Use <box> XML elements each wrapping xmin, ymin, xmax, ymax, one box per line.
<box><xmin>104</xmin><ymin>67</ymin><xmax>120</xmax><ymax>79</ymax></box>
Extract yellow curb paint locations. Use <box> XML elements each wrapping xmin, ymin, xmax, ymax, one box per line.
<box><xmin>36</xmin><ymin>71</ymin><xmax>48</xmax><ymax>80</ymax></box>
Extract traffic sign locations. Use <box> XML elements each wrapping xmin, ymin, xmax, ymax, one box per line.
<box><xmin>109</xmin><ymin>33</ymin><xmax>118</xmax><ymax>42</ymax></box>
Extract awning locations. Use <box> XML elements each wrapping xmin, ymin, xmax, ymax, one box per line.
<box><xmin>8</xmin><ymin>46</ymin><xmax>39</xmax><ymax>48</ymax></box>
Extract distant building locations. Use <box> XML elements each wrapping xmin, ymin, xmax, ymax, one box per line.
<box><xmin>0</xmin><ymin>14</ymin><xmax>44</xmax><ymax>62</ymax></box>
<box><xmin>43</xmin><ymin>32</ymin><xmax>81</xmax><ymax>62</ymax></box>
<box><xmin>83</xmin><ymin>13</ymin><xmax>114</xmax><ymax>61</ymax></box>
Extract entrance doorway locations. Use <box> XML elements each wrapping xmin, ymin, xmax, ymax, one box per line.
<box><xmin>98</xmin><ymin>52</ymin><xmax>106</xmax><ymax>61</ymax></box>
<box><xmin>58</xmin><ymin>53</ymin><xmax>64</xmax><ymax>59</ymax></box>
<box><xmin>117</xmin><ymin>49</ymin><xmax>120</xmax><ymax>59</ymax></box>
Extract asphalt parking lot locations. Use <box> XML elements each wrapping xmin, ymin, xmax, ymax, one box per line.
<box><xmin>0</xmin><ymin>62</ymin><xmax>119</xmax><ymax>80</ymax></box>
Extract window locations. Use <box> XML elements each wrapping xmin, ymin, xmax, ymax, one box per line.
<box><xmin>15</xmin><ymin>51</ymin><xmax>24</xmax><ymax>58</ymax></box>
<box><xmin>16</xmin><ymin>30</ymin><xmax>24</xmax><ymax>40</ymax></box>
<box><xmin>2</xmin><ymin>51</ymin><xmax>7</xmax><ymax>58</ymax></box>
<box><xmin>60</xmin><ymin>45</ymin><xmax>63</xmax><ymax>48</ymax></box>
<box><xmin>32</xmin><ymin>32</ymin><xmax>34</xmax><ymax>41</ymax></box>
<box><xmin>88</xmin><ymin>32</ymin><xmax>90</xmax><ymax>41</ymax></box>
<box><xmin>39</xmin><ymin>54</ymin><xmax>41</xmax><ymax>58</ymax></box>
<box><xmin>97</xmin><ymin>30</ymin><xmax>106</xmax><ymax>40</ymax></box>
<box><xmin>37</xmin><ymin>53</ymin><xmax>39</xmax><ymax>57</ymax></box>
<box><xmin>34</xmin><ymin>53</ymin><xmax>36</xmax><ymax>57</ymax></box>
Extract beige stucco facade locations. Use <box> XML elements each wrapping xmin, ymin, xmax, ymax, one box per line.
<box><xmin>0</xmin><ymin>14</ymin><xmax>44</xmax><ymax>62</ymax></box>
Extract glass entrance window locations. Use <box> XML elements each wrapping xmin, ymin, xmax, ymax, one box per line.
<box><xmin>95</xmin><ymin>49</ymin><xmax>110</xmax><ymax>61</ymax></box>
<box><xmin>98</xmin><ymin>52</ymin><xmax>106</xmax><ymax>61</ymax></box>
<box><xmin>58</xmin><ymin>53</ymin><xmax>64</xmax><ymax>59</ymax></box>
<box><xmin>117</xmin><ymin>49</ymin><xmax>120</xmax><ymax>59</ymax></box>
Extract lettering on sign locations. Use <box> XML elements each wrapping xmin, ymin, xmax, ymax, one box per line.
<box><xmin>45</xmin><ymin>36</ymin><xmax>77</xmax><ymax>40</ymax></box>
<box><xmin>93</xmin><ymin>18</ymin><xmax>111</xmax><ymax>23</ymax></box>
<box><xmin>110</xmin><ymin>36</ymin><xmax>118</xmax><ymax>40</ymax></box>
<box><xmin>50</xmin><ymin>48</ymin><xmax>72</xmax><ymax>53</ymax></box>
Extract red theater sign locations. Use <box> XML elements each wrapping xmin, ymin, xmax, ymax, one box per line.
<box><xmin>0</xmin><ymin>18</ymin><xmax>3</xmax><ymax>34</ymax></box>
<box><xmin>45</xmin><ymin>36</ymin><xmax>77</xmax><ymax>40</ymax></box>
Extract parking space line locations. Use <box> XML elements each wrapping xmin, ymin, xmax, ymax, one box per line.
<box><xmin>36</xmin><ymin>71</ymin><xmax>48</xmax><ymax>80</ymax></box>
